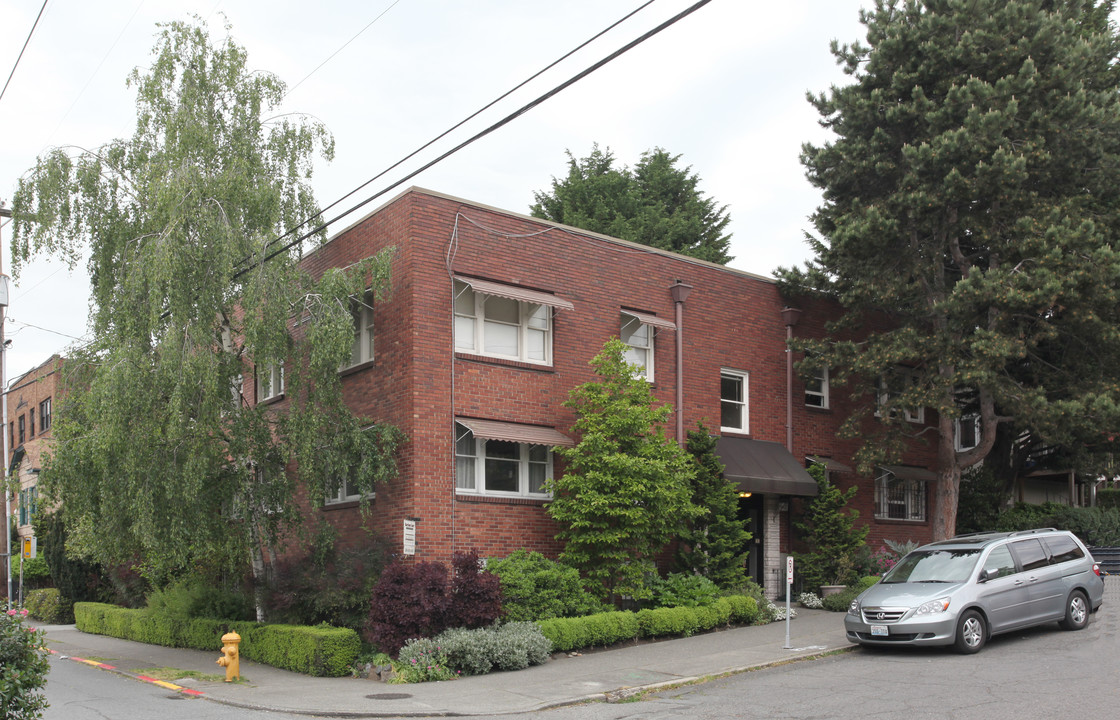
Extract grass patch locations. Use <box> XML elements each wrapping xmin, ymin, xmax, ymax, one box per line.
<box><xmin>131</xmin><ymin>667</ymin><xmax>228</xmax><ymax>683</ymax></box>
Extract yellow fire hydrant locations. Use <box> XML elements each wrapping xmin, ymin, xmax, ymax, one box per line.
<box><xmin>216</xmin><ymin>631</ymin><xmax>241</xmax><ymax>682</ymax></box>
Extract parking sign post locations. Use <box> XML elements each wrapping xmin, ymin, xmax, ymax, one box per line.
<box><xmin>784</xmin><ymin>555</ymin><xmax>794</xmax><ymax>649</ymax></box>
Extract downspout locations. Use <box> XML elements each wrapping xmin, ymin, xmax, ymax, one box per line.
<box><xmin>780</xmin><ymin>307</ymin><xmax>802</xmax><ymax>453</ymax></box>
<box><xmin>669</xmin><ymin>281</ymin><xmax>693</xmax><ymax>447</ymax></box>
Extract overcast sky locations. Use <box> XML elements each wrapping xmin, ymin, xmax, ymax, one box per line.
<box><xmin>0</xmin><ymin>0</ymin><xmax>876</xmax><ymax>381</ymax></box>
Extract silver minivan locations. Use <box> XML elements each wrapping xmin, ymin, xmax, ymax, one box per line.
<box><xmin>844</xmin><ymin>528</ymin><xmax>1105</xmax><ymax>653</ymax></box>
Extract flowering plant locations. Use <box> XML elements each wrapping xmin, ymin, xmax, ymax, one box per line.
<box><xmin>392</xmin><ymin>638</ymin><xmax>458</xmax><ymax>683</ymax></box>
<box><xmin>1</xmin><ymin>607</ymin><xmax>51</xmax><ymax>719</ymax></box>
<box><xmin>871</xmin><ymin>547</ymin><xmax>899</xmax><ymax>574</ymax></box>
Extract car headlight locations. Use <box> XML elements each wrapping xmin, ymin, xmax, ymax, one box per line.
<box><xmin>848</xmin><ymin>599</ymin><xmax>860</xmax><ymax>616</ymax></box>
<box><xmin>914</xmin><ymin>597</ymin><xmax>951</xmax><ymax>615</ymax></box>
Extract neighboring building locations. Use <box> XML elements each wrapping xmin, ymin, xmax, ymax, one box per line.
<box><xmin>6</xmin><ymin>355</ymin><xmax>62</xmax><ymax>543</ymax></box>
<box><xmin>249</xmin><ymin>187</ymin><xmax>940</xmax><ymax>598</ymax></box>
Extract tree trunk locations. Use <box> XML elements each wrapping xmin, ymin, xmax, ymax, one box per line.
<box><xmin>931</xmin><ymin>412</ymin><xmax>962</xmax><ymax>540</ymax></box>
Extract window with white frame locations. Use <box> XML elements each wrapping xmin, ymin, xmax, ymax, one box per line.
<box><xmin>325</xmin><ymin>476</ymin><xmax>374</xmax><ymax>505</ymax></box>
<box><xmin>877</xmin><ymin>369</ymin><xmax>925</xmax><ymax>423</ymax></box>
<box><xmin>620</xmin><ymin>314</ymin><xmax>654</xmax><ymax>381</ymax></box>
<box><xmin>454</xmin><ymin>280</ymin><xmax>551</xmax><ymax>364</ymax></box>
<box><xmin>874</xmin><ymin>469</ymin><xmax>927</xmax><ymax>521</ymax></box>
<box><xmin>345</xmin><ymin>290</ymin><xmax>375</xmax><ymax>368</ymax></box>
<box><xmin>720</xmin><ymin>369</ymin><xmax>749</xmax><ymax>434</ymax></box>
<box><xmin>804</xmin><ymin>363</ymin><xmax>829</xmax><ymax>409</ymax></box>
<box><xmin>39</xmin><ymin>397</ymin><xmax>52</xmax><ymax>432</ymax></box>
<box><xmin>256</xmin><ymin>362</ymin><xmax>284</xmax><ymax>402</ymax></box>
<box><xmin>455</xmin><ymin>423</ymin><xmax>551</xmax><ymax>497</ymax></box>
<box><xmin>955</xmin><ymin>414</ymin><xmax>980</xmax><ymax>452</ymax></box>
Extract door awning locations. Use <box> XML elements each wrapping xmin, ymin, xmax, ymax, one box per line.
<box><xmin>456</xmin><ymin>418</ymin><xmax>575</xmax><ymax>447</ymax></box>
<box><xmin>621</xmin><ymin>309</ymin><xmax>676</xmax><ymax>331</ymax></box>
<box><xmin>454</xmin><ymin>276</ymin><xmax>574</xmax><ymax>311</ymax></box>
<box><xmin>716</xmin><ymin>437</ymin><xmax>819</xmax><ymax>496</ymax></box>
<box><xmin>807</xmin><ymin>455</ymin><xmax>852</xmax><ymax>473</ymax></box>
<box><xmin>881</xmin><ymin>465</ymin><xmax>938</xmax><ymax>482</ymax></box>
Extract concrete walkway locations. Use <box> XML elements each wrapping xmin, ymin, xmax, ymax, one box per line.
<box><xmin>40</xmin><ymin>606</ymin><xmax>851</xmax><ymax>717</ymax></box>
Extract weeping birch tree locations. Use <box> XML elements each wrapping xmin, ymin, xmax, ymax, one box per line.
<box><xmin>9</xmin><ymin>18</ymin><xmax>402</xmax><ymax>593</ymax></box>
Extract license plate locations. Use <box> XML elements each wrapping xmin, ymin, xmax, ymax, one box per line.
<box><xmin>870</xmin><ymin>625</ymin><xmax>889</xmax><ymax>636</ymax></box>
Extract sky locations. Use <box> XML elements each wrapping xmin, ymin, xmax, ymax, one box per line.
<box><xmin>0</xmin><ymin>0</ymin><xmax>875</xmax><ymax>382</ymax></box>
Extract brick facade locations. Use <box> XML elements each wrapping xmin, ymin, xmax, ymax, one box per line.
<box><xmin>5</xmin><ymin>355</ymin><xmax>63</xmax><ymax>544</ymax></box>
<box><xmin>273</xmin><ymin>187</ymin><xmax>940</xmax><ymax>597</ymax></box>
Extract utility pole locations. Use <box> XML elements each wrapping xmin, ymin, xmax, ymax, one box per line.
<box><xmin>0</xmin><ymin>203</ymin><xmax>12</xmax><ymax>609</ymax></box>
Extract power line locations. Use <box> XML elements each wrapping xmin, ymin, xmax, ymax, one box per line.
<box><xmin>235</xmin><ymin>0</ymin><xmax>698</xmax><ymax>280</ymax></box>
<box><xmin>0</xmin><ymin>0</ymin><xmax>51</xmax><ymax>107</ymax></box>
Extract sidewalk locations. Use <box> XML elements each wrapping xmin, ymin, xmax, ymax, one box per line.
<box><xmin>39</xmin><ymin>607</ymin><xmax>852</xmax><ymax>717</ymax></box>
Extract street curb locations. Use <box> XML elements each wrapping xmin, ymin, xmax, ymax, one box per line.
<box><xmin>48</xmin><ymin>648</ymin><xmax>206</xmax><ymax>698</ymax></box>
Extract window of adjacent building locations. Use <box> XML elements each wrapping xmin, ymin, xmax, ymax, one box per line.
<box><xmin>874</xmin><ymin>469</ymin><xmax>926</xmax><ymax>521</ymax></box>
<box><xmin>455</xmin><ymin>423</ymin><xmax>551</xmax><ymax>497</ymax></box>
<box><xmin>17</xmin><ymin>415</ymin><xmax>25</xmax><ymax>445</ymax></box>
<box><xmin>720</xmin><ymin>369</ymin><xmax>749</xmax><ymax>434</ymax></box>
<box><xmin>39</xmin><ymin>397</ymin><xmax>52</xmax><ymax>432</ymax></box>
<box><xmin>620</xmin><ymin>314</ymin><xmax>654</xmax><ymax>381</ymax></box>
<box><xmin>345</xmin><ymin>290</ymin><xmax>376</xmax><ymax>368</ymax></box>
<box><xmin>804</xmin><ymin>363</ymin><xmax>829</xmax><ymax>409</ymax></box>
<box><xmin>454</xmin><ymin>281</ymin><xmax>551</xmax><ymax>365</ymax></box>
<box><xmin>29</xmin><ymin>408</ymin><xmax>35</xmax><ymax>438</ymax></box>
<box><xmin>256</xmin><ymin>363</ymin><xmax>284</xmax><ymax>402</ymax></box>
<box><xmin>877</xmin><ymin>369</ymin><xmax>925</xmax><ymax>423</ymax></box>
<box><xmin>19</xmin><ymin>486</ymin><xmax>37</xmax><ymax>526</ymax></box>
<box><xmin>954</xmin><ymin>414</ymin><xmax>979</xmax><ymax>452</ymax></box>
<box><xmin>8</xmin><ymin>422</ymin><xmax>12</xmax><ymax>448</ymax></box>
<box><xmin>325</xmin><ymin>476</ymin><xmax>373</xmax><ymax>505</ymax></box>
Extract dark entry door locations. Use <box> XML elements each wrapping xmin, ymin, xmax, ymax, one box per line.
<box><xmin>738</xmin><ymin>495</ymin><xmax>764</xmax><ymax>587</ymax></box>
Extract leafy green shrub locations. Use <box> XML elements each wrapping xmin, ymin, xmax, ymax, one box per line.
<box><xmin>429</xmin><ymin>622</ymin><xmax>553</xmax><ymax>676</ymax></box>
<box><xmin>73</xmin><ymin>602</ymin><xmax>360</xmax><ymax>676</ymax></box>
<box><xmin>393</xmin><ymin>638</ymin><xmax>458</xmax><ymax>683</ymax></box>
<box><xmin>25</xmin><ymin>588</ymin><xmax>74</xmax><ymax>624</ymax></box>
<box><xmin>146</xmin><ymin>579</ymin><xmax>254</xmax><ymax>621</ymax></box>
<box><xmin>1099</xmin><ymin>488</ymin><xmax>1120</xmax><ymax>510</ymax></box>
<box><xmin>9</xmin><ymin>555</ymin><xmax>52</xmax><ymax>590</ymax></box>
<box><xmin>1</xmin><ymin>609</ymin><xmax>50</xmax><ymax>719</ymax></box>
<box><xmin>636</xmin><ymin>606</ymin><xmax>700</xmax><ymax>637</ymax></box>
<box><xmin>646</xmin><ymin>572</ymin><xmax>721</xmax><ymax>608</ymax></box>
<box><xmin>794</xmin><ymin>465</ymin><xmax>869</xmax><ymax>590</ymax></box>
<box><xmin>821</xmin><ymin>576</ymin><xmax>880</xmax><ymax>612</ymax></box>
<box><xmin>486</xmin><ymin>549</ymin><xmax>604</xmax><ymax>621</ymax></box>
<box><xmin>995</xmin><ymin>503</ymin><xmax>1120</xmax><ymax>546</ymax></box>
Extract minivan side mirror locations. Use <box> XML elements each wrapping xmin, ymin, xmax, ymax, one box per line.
<box><xmin>978</xmin><ymin>569</ymin><xmax>991</xmax><ymax>583</ymax></box>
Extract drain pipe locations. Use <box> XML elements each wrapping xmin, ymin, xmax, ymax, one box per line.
<box><xmin>780</xmin><ymin>307</ymin><xmax>802</xmax><ymax>453</ymax></box>
<box><xmin>669</xmin><ymin>281</ymin><xmax>693</xmax><ymax>446</ymax></box>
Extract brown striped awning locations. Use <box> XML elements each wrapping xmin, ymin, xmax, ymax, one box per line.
<box><xmin>454</xmin><ymin>276</ymin><xmax>574</xmax><ymax>311</ymax></box>
<box><xmin>456</xmin><ymin>418</ymin><xmax>575</xmax><ymax>447</ymax></box>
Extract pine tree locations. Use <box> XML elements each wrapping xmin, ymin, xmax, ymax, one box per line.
<box><xmin>780</xmin><ymin>0</ymin><xmax>1120</xmax><ymax>539</ymax></box>
<box><xmin>674</xmin><ymin>425</ymin><xmax>751</xmax><ymax>589</ymax></box>
<box><xmin>531</xmin><ymin>144</ymin><xmax>733</xmax><ymax>264</ymax></box>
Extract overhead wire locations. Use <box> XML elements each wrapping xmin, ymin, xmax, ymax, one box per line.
<box><xmin>0</xmin><ymin>0</ymin><xmax>51</xmax><ymax>106</ymax></box>
<box><xmin>233</xmin><ymin>0</ymin><xmax>709</xmax><ymax>281</ymax></box>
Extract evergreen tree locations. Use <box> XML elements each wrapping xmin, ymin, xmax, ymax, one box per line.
<box><xmin>674</xmin><ymin>425</ymin><xmax>751</xmax><ymax>589</ymax></box>
<box><xmin>780</xmin><ymin>0</ymin><xmax>1120</xmax><ymax>539</ymax></box>
<box><xmin>546</xmin><ymin>339</ymin><xmax>702</xmax><ymax>603</ymax></box>
<box><xmin>531</xmin><ymin>144</ymin><xmax>733</xmax><ymax>264</ymax></box>
<box><xmin>794</xmin><ymin>465</ymin><xmax>869</xmax><ymax>590</ymax></box>
<box><xmin>10</xmin><ymin>18</ymin><xmax>403</xmax><ymax>589</ymax></box>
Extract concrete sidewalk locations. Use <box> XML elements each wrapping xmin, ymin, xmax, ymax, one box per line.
<box><xmin>40</xmin><ymin>607</ymin><xmax>852</xmax><ymax>717</ymax></box>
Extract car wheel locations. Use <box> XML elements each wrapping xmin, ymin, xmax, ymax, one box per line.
<box><xmin>1058</xmin><ymin>590</ymin><xmax>1089</xmax><ymax>630</ymax></box>
<box><xmin>954</xmin><ymin>610</ymin><xmax>987</xmax><ymax>654</ymax></box>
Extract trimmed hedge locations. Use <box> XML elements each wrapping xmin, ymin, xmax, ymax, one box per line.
<box><xmin>74</xmin><ymin>602</ymin><xmax>359</xmax><ymax>677</ymax></box>
<box><xmin>25</xmin><ymin>588</ymin><xmax>74</xmax><ymax>624</ymax></box>
<box><xmin>537</xmin><ymin>595</ymin><xmax>758</xmax><ymax>653</ymax></box>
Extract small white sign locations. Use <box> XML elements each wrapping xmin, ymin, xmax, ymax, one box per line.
<box><xmin>786</xmin><ymin>555</ymin><xmax>794</xmax><ymax>585</ymax></box>
<box><xmin>402</xmin><ymin>519</ymin><xmax>416</xmax><ymax>556</ymax></box>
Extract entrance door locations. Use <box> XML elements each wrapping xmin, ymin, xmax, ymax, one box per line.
<box><xmin>738</xmin><ymin>495</ymin><xmax>764</xmax><ymax>587</ymax></box>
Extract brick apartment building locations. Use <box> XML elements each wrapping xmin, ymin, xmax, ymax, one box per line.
<box><xmin>248</xmin><ymin>187</ymin><xmax>940</xmax><ymax>598</ymax></box>
<box><xmin>6</xmin><ymin>355</ymin><xmax>62</xmax><ymax>547</ymax></box>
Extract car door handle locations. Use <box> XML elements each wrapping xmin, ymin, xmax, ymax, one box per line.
<box><xmin>1014</xmin><ymin>580</ymin><xmax>1024</xmax><ymax>586</ymax></box>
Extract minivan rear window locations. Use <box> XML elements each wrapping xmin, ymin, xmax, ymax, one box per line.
<box><xmin>1044</xmin><ymin>535</ymin><xmax>1085</xmax><ymax>564</ymax></box>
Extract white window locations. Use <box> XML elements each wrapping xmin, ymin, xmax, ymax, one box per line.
<box><xmin>720</xmin><ymin>369</ymin><xmax>749</xmax><ymax>434</ymax></box>
<box><xmin>805</xmin><ymin>364</ymin><xmax>829</xmax><ymax>409</ymax></box>
<box><xmin>874</xmin><ymin>469</ymin><xmax>927</xmax><ymax>521</ymax></box>
<box><xmin>955</xmin><ymin>414</ymin><xmax>980</xmax><ymax>452</ymax></box>
<box><xmin>455</xmin><ymin>423</ymin><xmax>552</xmax><ymax>497</ymax></box>
<box><xmin>877</xmin><ymin>369</ymin><xmax>925</xmax><ymax>423</ymax></box>
<box><xmin>257</xmin><ymin>362</ymin><xmax>284</xmax><ymax>402</ymax></box>
<box><xmin>620</xmin><ymin>314</ymin><xmax>654</xmax><ymax>381</ymax></box>
<box><xmin>345</xmin><ymin>291</ymin><xmax>375</xmax><ymax>368</ymax></box>
<box><xmin>454</xmin><ymin>280</ymin><xmax>552</xmax><ymax>365</ymax></box>
<box><xmin>325</xmin><ymin>477</ymin><xmax>374</xmax><ymax>505</ymax></box>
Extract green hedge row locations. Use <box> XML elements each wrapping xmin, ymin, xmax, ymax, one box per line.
<box><xmin>74</xmin><ymin>602</ymin><xmax>359</xmax><ymax>677</ymax></box>
<box><xmin>26</xmin><ymin>588</ymin><xmax>75</xmax><ymax>624</ymax></box>
<box><xmin>537</xmin><ymin>595</ymin><xmax>759</xmax><ymax>653</ymax></box>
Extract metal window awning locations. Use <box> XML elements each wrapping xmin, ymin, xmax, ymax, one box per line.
<box><xmin>621</xmin><ymin>309</ymin><xmax>676</xmax><ymax>330</ymax></box>
<box><xmin>716</xmin><ymin>437</ymin><xmax>819</xmax><ymax>497</ymax></box>
<box><xmin>881</xmin><ymin>465</ymin><xmax>938</xmax><ymax>482</ymax></box>
<box><xmin>456</xmin><ymin>417</ymin><xmax>575</xmax><ymax>447</ymax></box>
<box><xmin>454</xmin><ymin>276</ymin><xmax>574</xmax><ymax>311</ymax></box>
<box><xmin>807</xmin><ymin>455</ymin><xmax>852</xmax><ymax>473</ymax></box>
